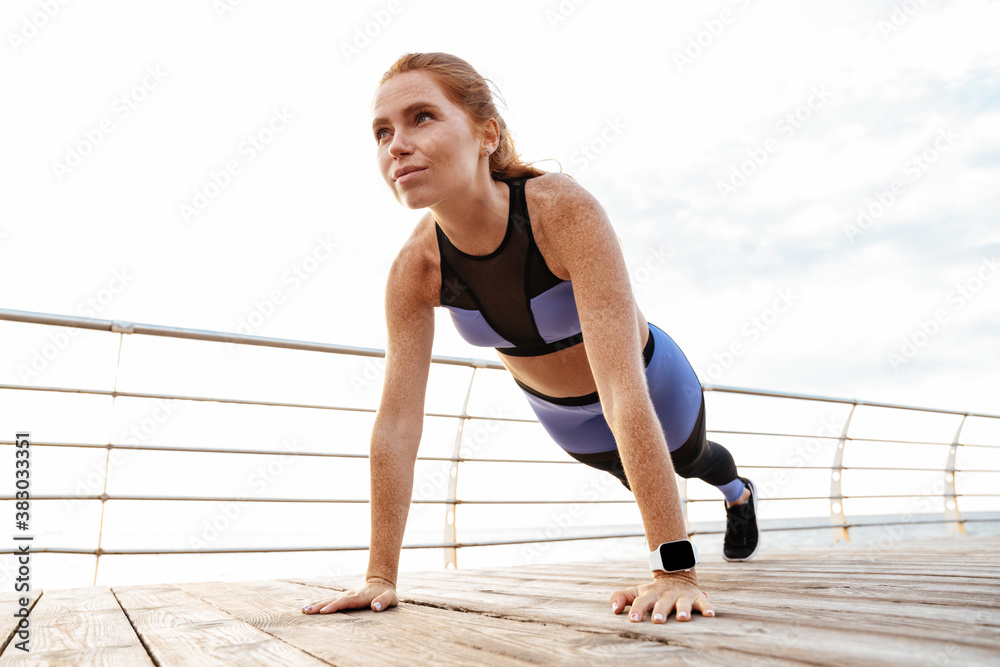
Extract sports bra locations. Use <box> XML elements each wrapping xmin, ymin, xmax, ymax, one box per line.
<box><xmin>435</xmin><ymin>177</ymin><xmax>583</xmax><ymax>357</ymax></box>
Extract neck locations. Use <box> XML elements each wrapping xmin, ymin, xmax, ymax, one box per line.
<box><xmin>430</xmin><ymin>172</ymin><xmax>509</xmax><ymax>256</ymax></box>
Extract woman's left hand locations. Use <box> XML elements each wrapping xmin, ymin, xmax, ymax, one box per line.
<box><xmin>609</xmin><ymin>572</ymin><xmax>715</xmax><ymax>623</ymax></box>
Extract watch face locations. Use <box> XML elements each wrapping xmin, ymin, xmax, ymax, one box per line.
<box><xmin>659</xmin><ymin>540</ymin><xmax>697</xmax><ymax>569</ymax></box>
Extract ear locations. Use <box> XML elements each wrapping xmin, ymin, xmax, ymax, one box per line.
<box><xmin>481</xmin><ymin>117</ymin><xmax>500</xmax><ymax>153</ymax></box>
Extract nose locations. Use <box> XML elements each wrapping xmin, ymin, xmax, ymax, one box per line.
<box><xmin>387</xmin><ymin>129</ymin><xmax>412</xmax><ymax>160</ymax></box>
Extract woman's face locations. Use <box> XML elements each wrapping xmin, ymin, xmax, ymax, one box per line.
<box><xmin>372</xmin><ymin>70</ymin><xmax>484</xmax><ymax>209</ymax></box>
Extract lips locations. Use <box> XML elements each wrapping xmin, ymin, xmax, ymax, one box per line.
<box><xmin>394</xmin><ymin>166</ymin><xmax>426</xmax><ymax>183</ymax></box>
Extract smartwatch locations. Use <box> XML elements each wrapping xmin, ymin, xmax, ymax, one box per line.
<box><xmin>648</xmin><ymin>539</ymin><xmax>699</xmax><ymax>573</ymax></box>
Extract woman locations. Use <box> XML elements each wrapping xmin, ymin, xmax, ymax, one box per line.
<box><xmin>303</xmin><ymin>52</ymin><xmax>758</xmax><ymax>624</ymax></box>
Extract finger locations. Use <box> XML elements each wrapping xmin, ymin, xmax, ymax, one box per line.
<box><xmin>371</xmin><ymin>589</ymin><xmax>397</xmax><ymax>612</ymax></box>
<box><xmin>693</xmin><ymin>590</ymin><xmax>716</xmax><ymax>618</ymax></box>
<box><xmin>609</xmin><ymin>587</ymin><xmax>637</xmax><ymax>615</ymax></box>
<box><xmin>673</xmin><ymin>595</ymin><xmax>694</xmax><ymax>622</ymax></box>
<box><xmin>302</xmin><ymin>597</ymin><xmax>337</xmax><ymax>614</ymax></box>
<box><xmin>650</xmin><ymin>598</ymin><xmax>674</xmax><ymax>624</ymax></box>
<box><xmin>319</xmin><ymin>593</ymin><xmax>363</xmax><ymax>614</ymax></box>
<box><xmin>627</xmin><ymin>593</ymin><xmax>657</xmax><ymax>623</ymax></box>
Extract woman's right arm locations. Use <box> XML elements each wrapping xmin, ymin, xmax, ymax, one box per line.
<box><xmin>303</xmin><ymin>240</ymin><xmax>436</xmax><ymax>615</ymax></box>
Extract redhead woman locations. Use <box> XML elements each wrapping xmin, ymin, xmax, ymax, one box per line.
<box><xmin>303</xmin><ymin>52</ymin><xmax>758</xmax><ymax>624</ymax></box>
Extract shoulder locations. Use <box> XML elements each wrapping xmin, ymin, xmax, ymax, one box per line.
<box><xmin>523</xmin><ymin>172</ymin><xmax>604</xmax><ymax>220</ymax></box>
<box><xmin>522</xmin><ymin>172</ymin><xmax>615</xmax><ymax>274</ymax></box>
<box><xmin>386</xmin><ymin>211</ymin><xmax>440</xmax><ymax>308</ymax></box>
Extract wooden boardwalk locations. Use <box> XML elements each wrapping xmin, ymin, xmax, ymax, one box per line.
<box><xmin>2</xmin><ymin>534</ymin><xmax>999</xmax><ymax>666</ymax></box>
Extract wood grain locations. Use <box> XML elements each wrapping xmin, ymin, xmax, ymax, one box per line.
<box><xmin>176</xmin><ymin>577</ymin><xmax>782</xmax><ymax>666</ymax></box>
<box><xmin>5</xmin><ymin>535</ymin><xmax>998</xmax><ymax>665</ymax></box>
<box><xmin>111</xmin><ymin>583</ymin><xmax>326</xmax><ymax>666</ymax></box>
<box><xmin>0</xmin><ymin>589</ymin><xmax>138</xmax><ymax>667</ymax></box>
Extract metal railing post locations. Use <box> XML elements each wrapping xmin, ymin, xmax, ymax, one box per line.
<box><xmin>93</xmin><ymin>324</ymin><xmax>131</xmax><ymax>585</ymax></box>
<box><xmin>443</xmin><ymin>365</ymin><xmax>480</xmax><ymax>569</ymax></box>
<box><xmin>944</xmin><ymin>414</ymin><xmax>968</xmax><ymax>537</ymax></box>
<box><xmin>830</xmin><ymin>402</ymin><xmax>857</xmax><ymax>543</ymax></box>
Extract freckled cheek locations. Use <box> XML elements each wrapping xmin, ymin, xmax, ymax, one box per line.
<box><xmin>376</xmin><ymin>155</ymin><xmax>392</xmax><ymax>182</ymax></box>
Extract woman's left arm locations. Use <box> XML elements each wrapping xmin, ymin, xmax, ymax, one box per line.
<box><xmin>536</xmin><ymin>174</ymin><xmax>714</xmax><ymax>624</ymax></box>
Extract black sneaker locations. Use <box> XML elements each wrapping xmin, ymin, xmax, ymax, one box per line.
<box><xmin>723</xmin><ymin>477</ymin><xmax>759</xmax><ymax>561</ymax></box>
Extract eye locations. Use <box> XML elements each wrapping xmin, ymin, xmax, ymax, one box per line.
<box><xmin>375</xmin><ymin>111</ymin><xmax>434</xmax><ymax>143</ymax></box>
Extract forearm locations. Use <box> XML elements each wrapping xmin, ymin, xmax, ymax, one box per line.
<box><xmin>609</xmin><ymin>394</ymin><xmax>689</xmax><ymax>551</ymax></box>
<box><xmin>365</xmin><ymin>427</ymin><xmax>420</xmax><ymax>586</ymax></box>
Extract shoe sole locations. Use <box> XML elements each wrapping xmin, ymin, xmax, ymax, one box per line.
<box><xmin>723</xmin><ymin>476</ymin><xmax>760</xmax><ymax>562</ymax></box>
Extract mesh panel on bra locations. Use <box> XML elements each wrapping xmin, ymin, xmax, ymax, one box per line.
<box><xmin>436</xmin><ymin>178</ymin><xmax>563</xmax><ymax>348</ymax></box>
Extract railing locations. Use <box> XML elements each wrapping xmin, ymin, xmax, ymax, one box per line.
<box><xmin>1</xmin><ymin>307</ymin><xmax>998</xmax><ymax>586</ymax></box>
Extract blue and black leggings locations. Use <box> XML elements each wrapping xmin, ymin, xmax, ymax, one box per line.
<box><xmin>515</xmin><ymin>322</ymin><xmax>745</xmax><ymax>503</ymax></box>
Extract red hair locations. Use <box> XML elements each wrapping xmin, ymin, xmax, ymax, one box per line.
<box><xmin>377</xmin><ymin>52</ymin><xmax>553</xmax><ymax>181</ymax></box>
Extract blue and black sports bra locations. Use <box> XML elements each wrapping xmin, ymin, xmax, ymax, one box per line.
<box><xmin>435</xmin><ymin>177</ymin><xmax>583</xmax><ymax>357</ymax></box>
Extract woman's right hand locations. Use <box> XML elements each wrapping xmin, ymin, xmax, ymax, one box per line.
<box><xmin>301</xmin><ymin>578</ymin><xmax>398</xmax><ymax>615</ymax></box>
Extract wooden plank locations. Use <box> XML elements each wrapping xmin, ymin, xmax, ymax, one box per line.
<box><xmin>289</xmin><ymin>537</ymin><xmax>1000</xmax><ymax>666</ymax></box>
<box><xmin>388</xmin><ymin>570</ymin><xmax>1000</xmax><ymax>638</ymax></box>
<box><xmin>387</xmin><ymin>563</ymin><xmax>998</xmax><ymax>589</ymax></box>
<box><xmin>404</xmin><ymin>576</ymin><xmax>1000</xmax><ymax>666</ymax></box>
<box><xmin>411</xmin><ymin>572</ymin><xmax>999</xmax><ymax>615</ymax></box>
<box><xmin>505</xmin><ymin>536</ymin><xmax>1000</xmax><ymax>573</ymax></box>
<box><xmin>176</xmin><ymin>578</ymin><xmax>777</xmax><ymax>667</ymax></box>
<box><xmin>0</xmin><ymin>591</ymin><xmax>41</xmax><ymax>662</ymax></box>
<box><xmin>0</xmin><ymin>536</ymin><xmax>992</xmax><ymax>666</ymax></box>
<box><xmin>292</xmin><ymin>576</ymin><xmax>1000</xmax><ymax>667</ymax></box>
<box><xmin>0</xmin><ymin>587</ymin><xmax>151</xmax><ymax>666</ymax></box>
<box><xmin>404</xmin><ymin>568</ymin><xmax>997</xmax><ymax>597</ymax></box>
<box><xmin>374</xmin><ymin>535</ymin><xmax>1000</xmax><ymax>598</ymax></box>
<box><xmin>444</xmin><ymin>556</ymin><xmax>1000</xmax><ymax>580</ymax></box>
<box><xmin>393</xmin><ymin>547</ymin><xmax>1000</xmax><ymax>620</ymax></box>
<box><xmin>300</xmin><ymin>565</ymin><xmax>997</xmax><ymax>616</ymax></box>
<box><xmin>111</xmin><ymin>583</ymin><xmax>327</xmax><ymax>667</ymax></box>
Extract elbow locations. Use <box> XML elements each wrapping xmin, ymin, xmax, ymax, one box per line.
<box><xmin>370</xmin><ymin>418</ymin><xmax>422</xmax><ymax>459</ymax></box>
<box><xmin>601</xmin><ymin>384</ymin><xmax>654</xmax><ymax>436</ymax></box>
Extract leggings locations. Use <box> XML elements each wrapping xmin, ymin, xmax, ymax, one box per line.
<box><xmin>515</xmin><ymin>322</ymin><xmax>745</xmax><ymax>503</ymax></box>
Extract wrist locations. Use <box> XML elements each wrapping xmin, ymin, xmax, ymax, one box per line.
<box><xmin>652</xmin><ymin>568</ymin><xmax>698</xmax><ymax>586</ymax></box>
<box><xmin>365</xmin><ymin>574</ymin><xmax>396</xmax><ymax>588</ymax></box>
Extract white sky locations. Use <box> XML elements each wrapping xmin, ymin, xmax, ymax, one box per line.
<box><xmin>1</xmin><ymin>1</ymin><xmax>999</xmax><ymax>586</ymax></box>
<box><xmin>3</xmin><ymin>0</ymin><xmax>998</xmax><ymax>411</ymax></box>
